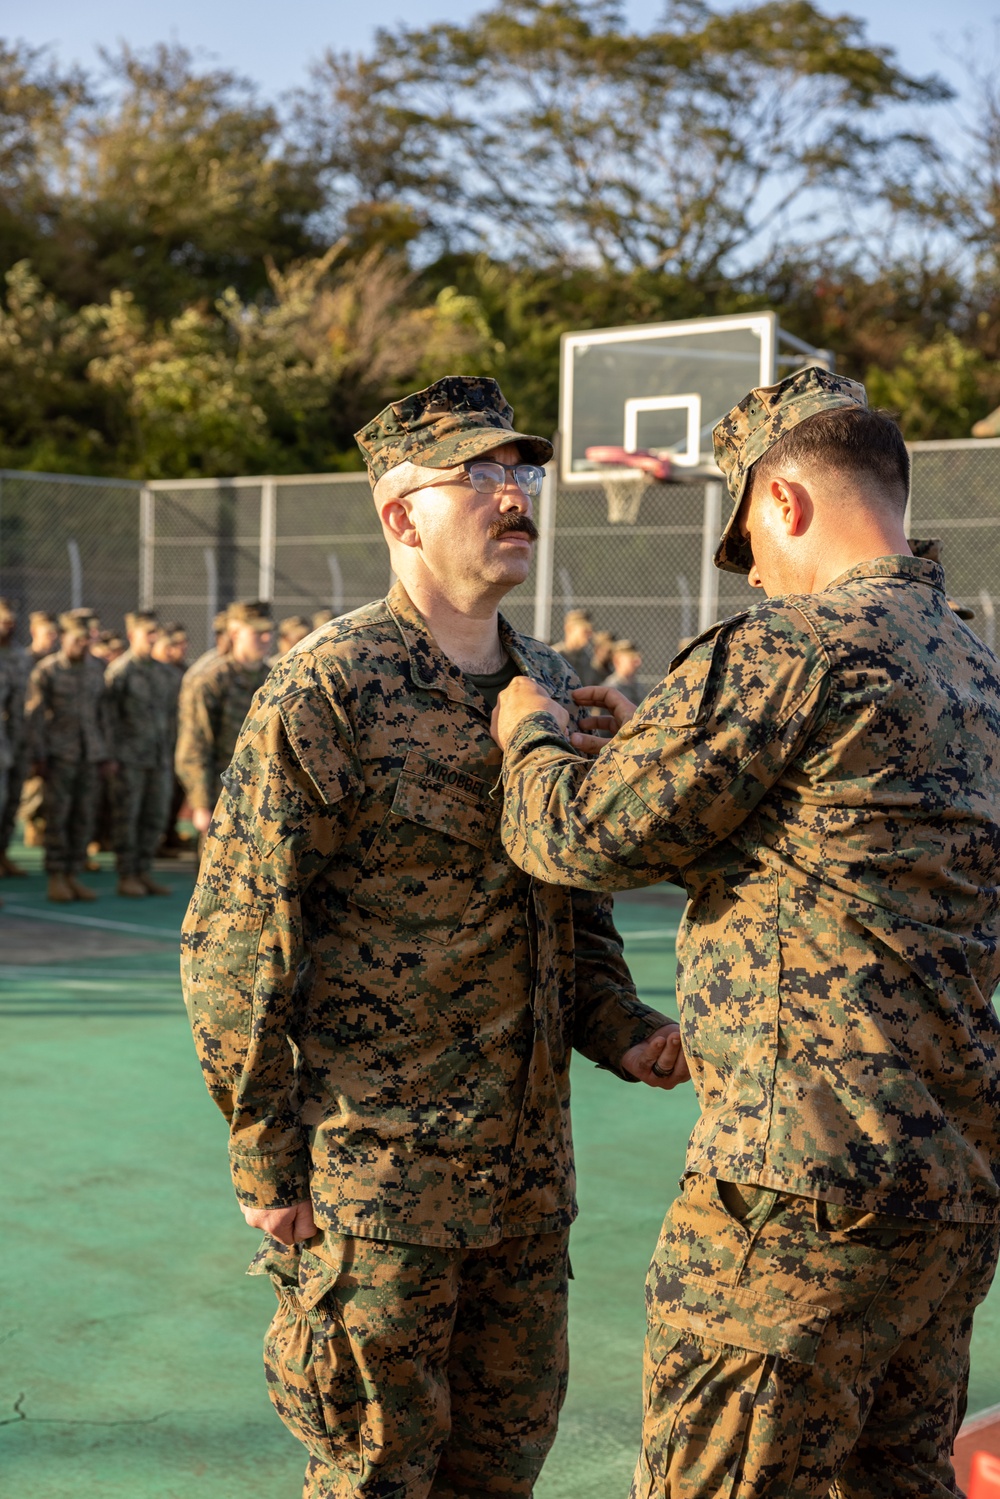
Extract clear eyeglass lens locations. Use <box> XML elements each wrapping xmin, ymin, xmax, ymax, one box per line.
<box><xmin>467</xmin><ymin>462</ymin><xmax>544</xmax><ymax>498</ymax></box>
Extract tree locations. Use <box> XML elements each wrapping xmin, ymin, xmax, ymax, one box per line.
<box><xmin>302</xmin><ymin>0</ymin><xmax>951</xmax><ymax>279</ymax></box>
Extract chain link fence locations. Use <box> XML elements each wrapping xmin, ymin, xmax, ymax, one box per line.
<box><xmin>1</xmin><ymin>441</ymin><xmax>999</xmax><ymax>672</ymax></box>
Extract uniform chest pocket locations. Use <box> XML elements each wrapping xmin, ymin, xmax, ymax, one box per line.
<box><xmin>349</xmin><ymin>756</ymin><xmax>499</xmax><ymax>944</ymax></box>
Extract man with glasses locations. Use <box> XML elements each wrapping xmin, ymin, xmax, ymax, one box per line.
<box><xmin>182</xmin><ymin>376</ymin><xmax>683</xmax><ymax>1499</ymax></box>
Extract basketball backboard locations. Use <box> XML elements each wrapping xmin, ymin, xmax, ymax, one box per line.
<box><xmin>559</xmin><ymin>312</ymin><xmax>832</xmax><ymax>484</ymax></box>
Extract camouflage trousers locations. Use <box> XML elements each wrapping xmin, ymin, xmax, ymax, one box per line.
<box><xmin>110</xmin><ymin>761</ymin><xmax>172</xmax><ymax>875</ymax></box>
<box><xmin>0</xmin><ymin>739</ymin><xmax>27</xmax><ymax>852</ymax></box>
<box><xmin>43</xmin><ymin>756</ymin><xmax>100</xmax><ymax>873</ymax></box>
<box><xmin>250</xmin><ymin>1228</ymin><xmax>570</xmax><ymax>1499</ymax></box>
<box><xmin>632</xmin><ymin>1173</ymin><xmax>1000</xmax><ymax>1499</ymax></box>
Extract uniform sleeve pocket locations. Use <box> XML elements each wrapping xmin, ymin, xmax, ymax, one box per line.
<box><xmin>656</xmin><ymin>1272</ymin><xmax>828</xmax><ymax>1365</ymax></box>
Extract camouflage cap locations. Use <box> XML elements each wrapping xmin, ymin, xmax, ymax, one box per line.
<box><xmin>712</xmin><ymin>365</ymin><xmax>868</xmax><ymax>574</ymax></box>
<box><xmin>355</xmin><ymin>376</ymin><xmax>553</xmax><ymax>484</ymax></box>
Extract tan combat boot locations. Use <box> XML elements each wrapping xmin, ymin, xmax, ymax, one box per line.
<box><xmin>67</xmin><ymin>875</ymin><xmax>98</xmax><ymax>902</ymax></box>
<box><xmin>139</xmin><ymin>873</ymin><xmax>172</xmax><ymax>896</ymax></box>
<box><xmin>117</xmin><ymin>874</ymin><xmax>148</xmax><ymax>898</ymax></box>
<box><xmin>0</xmin><ymin>853</ymin><xmax>27</xmax><ymax>876</ymax></box>
<box><xmin>47</xmin><ymin>873</ymin><xmax>75</xmax><ymax>903</ymax></box>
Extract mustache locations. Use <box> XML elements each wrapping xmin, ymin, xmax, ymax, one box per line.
<box><xmin>487</xmin><ymin>512</ymin><xmax>539</xmax><ymax>542</ymax></box>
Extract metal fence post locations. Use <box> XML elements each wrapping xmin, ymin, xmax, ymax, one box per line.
<box><xmin>698</xmin><ymin>480</ymin><xmax>722</xmax><ymax>634</ymax></box>
<box><xmin>533</xmin><ymin>462</ymin><xmax>558</xmax><ymax>643</ymax></box>
<box><xmin>259</xmin><ymin>478</ymin><xmax>277</xmax><ymax>604</ymax></box>
<box><xmin>139</xmin><ymin>486</ymin><xmax>154</xmax><ymax>608</ymax></box>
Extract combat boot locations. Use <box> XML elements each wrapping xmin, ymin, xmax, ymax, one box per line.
<box><xmin>0</xmin><ymin>853</ymin><xmax>27</xmax><ymax>876</ymax></box>
<box><xmin>139</xmin><ymin>873</ymin><xmax>172</xmax><ymax>896</ymax></box>
<box><xmin>67</xmin><ymin>875</ymin><xmax>98</xmax><ymax>902</ymax></box>
<box><xmin>117</xmin><ymin>874</ymin><xmax>148</xmax><ymax>898</ymax></box>
<box><xmin>47</xmin><ymin>873</ymin><xmax>74</xmax><ymax>903</ymax></box>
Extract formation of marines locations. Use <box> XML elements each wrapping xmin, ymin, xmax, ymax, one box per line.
<box><xmin>178</xmin><ymin>370</ymin><xmax>1000</xmax><ymax>1499</ymax></box>
<box><xmin>0</xmin><ymin>601</ymin><xmax>324</xmax><ymax>902</ymax></box>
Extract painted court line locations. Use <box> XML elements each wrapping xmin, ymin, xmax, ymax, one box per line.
<box><xmin>0</xmin><ymin>903</ymin><xmax>180</xmax><ymax>941</ymax></box>
<box><xmin>622</xmin><ymin>928</ymin><xmax>679</xmax><ymax>942</ymax></box>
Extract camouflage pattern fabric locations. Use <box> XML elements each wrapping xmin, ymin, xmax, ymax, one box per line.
<box><xmin>500</xmin><ymin>555</ymin><xmax>1000</xmax><ymax>1222</ymax></box>
<box><xmin>249</xmin><ymin>1227</ymin><xmax>569</xmax><ymax>1499</ymax></box>
<box><xmin>109</xmin><ymin>762</ymin><xmax>173</xmax><ymax>876</ymax></box>
<box><xmin>181</xmin><ymin>582</ymin><xmax>665</xmax><ymax>1238</ymax></box>
<box><xmin>42</xmin><ymin>755</ymin><xmax>100</xmax><ymax>873</ymax></box>
<box><xmin>174</xmin><ymin>654</ymin><xmax>271</xmax><ymax>812</ymax></box>
<box><xmin>5</xmin><ymin>645</ymin><xmax>56</xmax><ymax>851</ymax></box>
<box><xmin>354</xmin><ymin>376</ymin><xmax>552</xmax><ymax>483</ymax></box>
<box><xmin>104</xmin><ymin>649</ymin><xmax>178</xmax><ymax>767</ymax></box>
<box><xmin>632</xmin><ymin>1173</ymin><xmax>1000</xmax><ymax>1498</ymax></box>
<box><xmin>712</xmin><ymin>366</ymin><xmax>868</xmax><ymax>574</ymax></box>
<box><xmin>184</xmin><ymin>645</ymin><xmax>222</xmax><ymax>678</ymax></box>
<box><xmin>555</xmin><ymin>645</ymin><xmax>604</xmax><ymax>688</ymax></box>
<box><xmin>25</xmin><ymin>650</ymin><xmax>110</xmax><ymax>764</ymax></box>
<box><xmin>0</xmin><ymin>647</ymin><xmax>31</xmax><ymax>857</ymax></box>
<box><xmin>0</xmin><ymin>643</ymin><xmax>25</xmax><ymax>776</ymax></box>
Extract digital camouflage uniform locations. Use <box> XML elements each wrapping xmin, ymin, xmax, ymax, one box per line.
<box><xmin>174</xmin><ymin>653</ymin><xmax>270</xmax><ymax>815</ymax></box>
<box><xmin>182</xmin><ymin>372</ymin><xmax>667</xmax><ymax>1499</ymax></box>
<box><xmin>25</xmin><ymin>649</ymin><xmax>109</xmax><ymax>874</ymax></box>
<box><xmin>499</xmin><ymin>369</ymin><xmax>1000</xmax><ymax>1497</ymax></box>
<box><xmin>104</xmin><ymin>648</ymin><xmax>178</xmax><ymax>876</ymax></box>
<box><xmin>0</xmin><ymin>646</ymin><xmax>24</xmax><ymax>850</ymax></box>
<box><xmin>0</xmin><ymin>640</ymin><xmax>29</xmax><ymax>855</ymax></box>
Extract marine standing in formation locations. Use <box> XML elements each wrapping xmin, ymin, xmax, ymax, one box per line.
<box><xmin>104</xmin><ymin>609</ymin><xmax>177</xmax><ymax>897</ymax></box>
<box><xmin>493</xmin><ymin>367</ymin><xmax>1000</xmax><ymax>1497</ymax></box>
<box><xmin>175</xmin><ymin>602</ymin><xmax>273</xmax><ymax>836</ymax></box>
<box><xmin>181</xmin><ymin>377</ymin><xmax>681</xmax><ymax>1499</ymax></box>
<box><xmin>25</xmin><ymin>612</ymin><xmax>113</xmax><ymax>903</ymax></box>
<box><xmin>0</xmin><ymin>597</ymin><xmax>30</xmax><ymax>878</ymax></box>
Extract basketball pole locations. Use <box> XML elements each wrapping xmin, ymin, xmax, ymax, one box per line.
<box><xmin>533</xmin><ymin>433</ymin><xmax>559</xmax><ymax>643</ymax></box>
<box><xmin>698</xmin><ymin>480</ymin><xmax>722</xmax><ymax>634</ymax></box>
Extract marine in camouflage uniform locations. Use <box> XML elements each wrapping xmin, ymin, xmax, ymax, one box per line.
<box><xmin>181</xmin><ymin>377</ymin><xmax>674</xmax><ymax>1499</ymax></box>
<box><xmin>0</xmin><ymin>598</ymin><xmax>29</xmax><ymax>876</ymax></box>
<box><xmin>105</xmin><ymin>611</ymin><xmax>177</xmax><ymax>896</ymax></box>
<box><xmin>174</xmin><ymin>603</ymin><xmax>273</xmax><ymax>826</ymax></box>
<box><xmin>25</xmin><ymin>614</ymin><xmax>111</xmax><ymax>901</ymax></box>
<box><xmin>494</xmin><ymin>367</ymin><xmax>1000</xmax><ymax>1497</ymax></box>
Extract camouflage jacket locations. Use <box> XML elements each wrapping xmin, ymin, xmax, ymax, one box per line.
<box><xmin>175</xmin><ymin>655</ymin><xmax>270</xmax><ymax>810</ymax></box>
<box><xmin>25</xmin><ymin>650</ymin><xmax>110</xmax><ymax>764</ymax></box>
<box><xmin>0</xmin><ymin>648</ymin><xmax>24</xmax><ymax>773</ymax></box>
<box><xmin>104</xmin><ymin>650</ymin><xmax>177</xmax><ymax>767</ymax></box>
<box><xmin>501</xmin><ymin>555</ymin><xmax>1000</xmax><ymax>1223</ymax></box>
<box><xmin>181</xmin><ymin>582</ymin><xmax>665</xmax><ymax>1246</ymax></box>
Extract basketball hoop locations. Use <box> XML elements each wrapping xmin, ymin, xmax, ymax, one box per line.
<box><xmin>585</xmin><ymin>445</ymin><xmax>672</xmax><ymax>525</ymax></box>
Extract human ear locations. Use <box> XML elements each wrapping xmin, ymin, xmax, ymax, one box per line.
<box><xmin>773</xmin><ymin>477</ymin><xmax>806</xmax><ymax>538</ymax></box>
<box><xmin>380</xmin><ymin>496</ymin><xmax>420</xmax><ymax>548</ymax></box>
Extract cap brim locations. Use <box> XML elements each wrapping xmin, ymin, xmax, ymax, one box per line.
<box><xmin>423</xmin><ymin>428</ymin><xmax>553</xmax><ymax>470</ymax></box>
<box><xmin>713</xmin><ymin>480</ymin><xmax>754</xmax><ymax>575</ymax></box>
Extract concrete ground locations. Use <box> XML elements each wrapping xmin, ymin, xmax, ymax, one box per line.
<box><xmin>1</xmin><ymin>851</ymin><xmax>999</xmax><ymax>1497</ymax></box>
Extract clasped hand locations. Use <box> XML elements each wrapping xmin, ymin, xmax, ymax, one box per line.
<box><xmin>491</xmin><ymin>680</ymin><xmax>638</xmax><ymax>754</ymax></box>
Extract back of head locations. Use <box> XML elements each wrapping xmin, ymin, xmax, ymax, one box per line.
<box><xmin>748</xmin><ymin>406</ymin><xmax>909</xmax><ymax>514</ymax></box>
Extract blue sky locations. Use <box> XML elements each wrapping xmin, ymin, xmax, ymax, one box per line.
<box><xmin>14</xmin><ymin>0</ymin><xmax>998</xmax><ymax>104</ymax></box>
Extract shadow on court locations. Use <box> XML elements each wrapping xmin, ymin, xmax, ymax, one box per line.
<box><xmin>3</xmin><ymin>860</ymin><xmax>999</xmax><ymax>1498</ymax></box>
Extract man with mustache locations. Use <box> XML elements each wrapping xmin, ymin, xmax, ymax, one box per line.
<box><xmin>182</xmin><ymin>376</ymin><xmax>683</xmax><ymax>1499</ymax></box>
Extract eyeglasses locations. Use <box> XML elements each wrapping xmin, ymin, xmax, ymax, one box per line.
<box><xmin>402</xmin><ymin>461</ymin><xmax>545</xmax><ymax>501</ymax></box>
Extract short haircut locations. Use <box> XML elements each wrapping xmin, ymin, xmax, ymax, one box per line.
<box><xmin>30</xmin><ymin>610</ymin><xmax>57</xmax><ymax>626</ymax></box>
<box><xmin>58</xmin><ymin>611</ymin><xmax>89</xmax><ymax>635</ymax></box>
<box><xmin>279</xmin><ymin>615</ymin><xmax>312</xmax><ymax>635</ymax></box>
<box><xmin>227</xmin><ymin>601</ymin><xmax>273</xmax><ymax>629</ymax></box>
<box><xmin>212</xmin><ymin>610</ymin><xmax>228</xmax><ymax>636</ymax></box>
<box><xmin>749</xmin><ymin>406</ymin><xmax>910</xmax><ymax>509</ymax></box>
<box><xmin>564</xmin><ymin>608</ymin><xmax>592</xmax><ymax>625</ymax></box>
<box><xmin>312</xmin><ymin>608</ymin><xmax>336</xmax><ymax>627</ymax></box>
<box><xmin>126</xmin><ymin>609</ymin><xmax>159</xmax><ymax>632</ymax></box>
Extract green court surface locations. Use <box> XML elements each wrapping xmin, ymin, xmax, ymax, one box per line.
<box><xmin>2</xmin><ymin>859</ymin><xmax>999</xmax><ymax>1498</ymax></box>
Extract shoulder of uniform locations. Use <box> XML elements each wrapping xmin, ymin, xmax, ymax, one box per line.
<box><xmin>669</xmin><ymin>599</ymin><xmax>826</xmax><ymax>673</ymax></box>
<box><xmin>302</xmin><ymin>598</ymin><xmax>395</xmax><ymax>656</ymax></box>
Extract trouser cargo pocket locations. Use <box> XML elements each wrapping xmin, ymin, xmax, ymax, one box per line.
<box><xmin>249</xmin><ymin>1235</ymin><xmax>363</xmax><ymax>1474</ymax></box>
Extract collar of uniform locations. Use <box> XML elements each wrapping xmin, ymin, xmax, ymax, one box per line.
<box><xmin>824</xmin><ymin>553</ymin><xmax>945</xmax><ymax>594</ymax></box>
<box><xmin>386</xmin><ymin>580</ymin><xmax>560</xmax><ymax>712</ymax></box>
